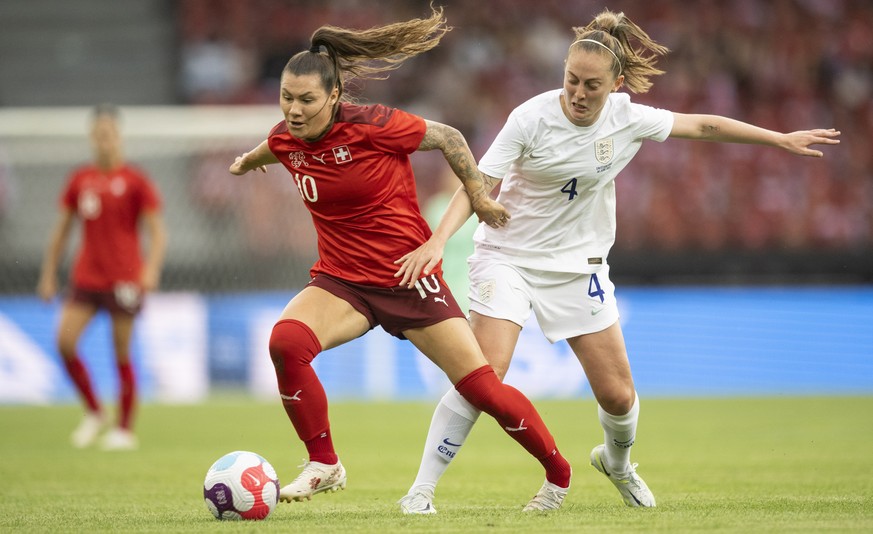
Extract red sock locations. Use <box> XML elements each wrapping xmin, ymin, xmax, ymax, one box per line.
<box><xmin>117</xmin><ymin>362</ymin><xmax>136</xmax><ymax>430</ymax></box>
<box><xmin>63</xmin><ymin>356</ymin><xmax>100</xmax><ymax>414</ymax></box>
<box><xmin>269</xmin><ymin>319</ymin><xmax>337</xmax><ymax>465</ymax></box>
<box><xmin>303</xmin><ymin>429</ymin><xmax>337</xmax><ymax>465</ymax></box>
<box><xmin>455</xmin><ymin>365</ymin><xmax>571</xmax><ymax>487</ymax></box>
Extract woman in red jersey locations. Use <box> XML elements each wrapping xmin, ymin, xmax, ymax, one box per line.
<box><xmin>37</xmin><ymin>104</ymin><xmax>167</xmax><ymax>451</ymax></box>
<box><xmin>229</xmin><ymin>6</ymin><xmax>571</xmax><ymax>512</ymax></box>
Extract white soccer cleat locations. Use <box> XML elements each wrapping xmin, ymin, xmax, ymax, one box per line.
<box><xmin>70</xmin><ymin>412</ymin><xmax>106</xmax><ymax>449</ymax></box>
<box><xmin>398</xmin><ymin>489</ymin><xmax>437</xmax><ymax>515</ymax></box>
<box><xmin>590</xmin><ymin>444</ymin><xmax>656</xmax><ymax>507</ymax></box>
<box><xmin>522</xmin><ymin>479</ymin><xmax>569</xmax><ymax>512</ymax></box>
<box><xmin>279</xmin><ymin>460</ymin><xmax>347</xmax><ymax>502</ymax></box>
<box><xmin>99</xmin><ymin>427</ymin><xmax>138</xmax><ymax>451</ymax></box>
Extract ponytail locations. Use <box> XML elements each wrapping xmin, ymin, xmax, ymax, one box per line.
<box><xmin>284</xmin><ymin>4</ymin><xmax>449</xmax><ymax>101</ymax></box>
<box><xmin>569</xmin><ymin>9</ymin><xmax>668</xmax><ymax>94</ymax></box>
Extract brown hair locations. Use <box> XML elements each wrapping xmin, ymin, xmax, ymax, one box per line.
<box><xmin>92</xmin><ymin>103</ymin><xmax>120</xmax><ymax>120</ymax></box>
<box><xmin>570</xmin><ymin>9</ymin><xmax>668</xmax><ymax>94</ymax></box>
<box><xmin>284</xmin><ymin>4</ymin><xmax>449</xmax><ymax>101</ymax></box>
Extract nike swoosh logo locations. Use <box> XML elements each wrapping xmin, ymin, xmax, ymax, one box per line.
<box><xmin>247</xmin><ymin>473</ymin><xmax>261</xmax><ymax>486</ymax></box>
<box><xmin>614</xmin><ymin>437</ymin><xmax>634</xmax><ymax>448</ymax></box>
<box><xmin>442</xmin><ymin>438</ymin><xmax>461</xmax><ymax>447</ymax></box>
<box><xmin>591</xmin><ymin>308</ymin><xmax>605</xmax><ymax>315</ymax></box>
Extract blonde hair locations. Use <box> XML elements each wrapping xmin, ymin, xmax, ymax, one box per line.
<box><xmin>569</xmin><ymin>9</ymin><xmax>668</xmax><ymax>94</ymax></box>
<box><xmin>285</xmin><ymin>4</ymin><xmax>450</xmax><ymax>101</ymax></box>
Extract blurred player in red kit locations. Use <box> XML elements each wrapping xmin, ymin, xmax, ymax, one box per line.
<box><xmin>37</xmin><ymin>104</ymin><xmax>167</xmax><ymax>450</ymax></box>
<box><xmin>229</xmin><ymin>6</ymin><xmax>572</xmax><ymax>511</ymax></box>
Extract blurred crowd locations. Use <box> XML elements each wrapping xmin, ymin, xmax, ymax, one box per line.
<box><xmin>177</xmin><ymin>0</ymin><xmax>872</xmax><ymax>254</ymax></box>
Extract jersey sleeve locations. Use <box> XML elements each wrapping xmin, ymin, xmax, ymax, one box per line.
<box><xmin>136</xmin><ymin>170</ymin><xmax>162</xmax><ymax>212</ymax></box>
<box><xmin>477</xmin><ymin>112</ymin><xmax>526</xmax><ymax>180</ymax></box>
<box><xmin>60</xmin><ymin>170</ymin><xmax>80</xmax><ymax>211</ymax></box>
<box><xmin>629</xmin><ymin>102</ymin><xmax>674</xmax><ymax>142</ymax></box>
<box><xmin>368</xmin><ymin>107</ymin><xmax>426</xmax><ymax>154</ymax></box>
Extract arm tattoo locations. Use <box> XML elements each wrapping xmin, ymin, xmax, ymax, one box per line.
<box><xmin>481</xmin><ymin>174</ymin><xmax>498</xmax><ymax>191</ymax></box>
<box><xmin>420</xmin><ymin>121</ymin><xmax>490</xmax><ymax>205</ymax></box>
<box><xmin>703</xmin><ymin>124</ymin><xmax>720</xmax><ymax>138</ymax></box>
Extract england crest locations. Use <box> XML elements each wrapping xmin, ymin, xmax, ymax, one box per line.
<box><xmin>595</xmin><ymin>138</ymin><xmax>614</xmax><ymax>164</ymax></box>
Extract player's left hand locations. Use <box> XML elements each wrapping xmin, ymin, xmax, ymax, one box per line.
<box><xmin>782</xmin><ymin>128</ymin><xmax>840</xmax><ymax>157</ymax></box>
<box><xmin>394</xmin><ymin>238</ymin><xmax>445</xmax><ymax>289</ymax></box>
<box><xmin>472</xmin><ymin>196</ymin><xmax>510</xmax><ymax>228</ymax></box>
<box><xmin>140</xmin><ymin>265</ymin><xmax>160</xmax><ymax>292</ymax></box>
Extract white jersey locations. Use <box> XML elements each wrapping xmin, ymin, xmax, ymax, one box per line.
<box><xmin>476</xmin><ymin>89</ymin><xmax>674</xmax><ymax>273</ymax></box>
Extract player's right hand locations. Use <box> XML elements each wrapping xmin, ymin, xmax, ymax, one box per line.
<box><xmin>394</xmin><ymin>239</ymin><xmax>445</xmax><ymax>289</ymax></box>
<box><xmin>36</xmin><ymin>276</ymin><xmax>57</xmax><ymax>302</ymax></box>
<box><xmin>229</xmin><ymin>152</ymin><xmax>267</xmax><ymax>175</ymax></box>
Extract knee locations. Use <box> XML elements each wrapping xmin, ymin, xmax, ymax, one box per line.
<box><xmin>268</xmin><ymin>319</ymin><xmax>321</xmax><ymax>368</ymax></box>
<box><xmin>598</xmin><ymin>386</ymin><xmax>636</xmax><ymax>416</ymax></box>
<box><xmin>268</xmin><ymin>325</ymin><xmax>288</xmax><ymax>365</ymax></box>
<box><xmin>56</xmin><ymin>333</ymin><xmax>77</xmax><ymax>360</ymax></box>
<box><xmin>490</xmin><ymin>361</ymin><xmax>509</xmax><ymax>381</ymax></box>
<box><xmin>454</xmin><ymin>365</ymin><xmax>500</xmax><ymax>413</ymax></box>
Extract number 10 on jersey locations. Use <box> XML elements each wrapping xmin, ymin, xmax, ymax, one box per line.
<box><xmin>294</xmin><ymin>173</ymin><xmax>318</xmax><ymax>202</ymax></box>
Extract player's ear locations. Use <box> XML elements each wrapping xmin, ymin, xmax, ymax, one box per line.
<box><xmin>612</xmin><ymin>74</ymin><xmax>624</xmax><ymax>92</ymax></box>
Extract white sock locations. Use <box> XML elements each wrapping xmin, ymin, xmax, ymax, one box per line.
<box><xmin>409</xmin><ymin>388</ymin><xmax>481</xmax><ymax>495</ymax></box>
<box><xmin>598</xmin><ymin>392</ymin><xmax>640</xmax><ymax>473</ymax></box>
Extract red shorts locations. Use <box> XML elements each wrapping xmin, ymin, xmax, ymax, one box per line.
<box><xmin>307</xmin><ymin>273</ymin><xmax>465</xmax><ymax>339</ymax></box>
<box><xmin>68</xmin><ymin>283</ymin><xmax>144</xmax><ymax>316</ymax></box>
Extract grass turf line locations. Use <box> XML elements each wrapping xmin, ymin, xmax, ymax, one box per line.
<box><xmin>0</xmin><ymin>397</ymin><xmax>871</xmax><ymax>533</ymax></box>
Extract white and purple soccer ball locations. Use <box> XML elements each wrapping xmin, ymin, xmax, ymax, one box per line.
<box><xmin>203</xmin><ymin>450</ymin><xmax>280</xmax><ymax>520</ymax></box>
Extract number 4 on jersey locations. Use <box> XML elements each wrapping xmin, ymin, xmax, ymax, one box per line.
<box><xmin>561</xmin><ymin>178</ymin><xmax>578</xmax><ymax>201</ymax></box>
<box><xmin>588</xmin><ymin>273</ymin><xmax>605</xmax><ymax>303</ymax></box>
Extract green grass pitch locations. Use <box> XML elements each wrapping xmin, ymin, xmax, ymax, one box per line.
<box><xmin>1</xmin><ymin>396</ymin><xmax>871</xmax><ymax>533</ymax></box>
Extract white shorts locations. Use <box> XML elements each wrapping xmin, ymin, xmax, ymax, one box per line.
<box><xmin>467</xmin><ymin>258</ymin><xmax>619</xmax><ymax>343</ymax></box>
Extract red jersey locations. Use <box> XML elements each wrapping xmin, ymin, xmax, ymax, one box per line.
<box><xmin>268</xmin><ymin>102</ymin><xmax>439</xmax><ymax>287</ymax></box>
<box><xmin>61</xmin><ymin>163</ymin><xmax>161</xmax><ymax>291</ymax></box>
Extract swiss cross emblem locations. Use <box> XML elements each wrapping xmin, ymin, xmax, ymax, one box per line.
<box><xmin>332</xmin><ymin>145</ymin><xmax>352</xmax><ymax>164</ymax></box>
<box><xmin>595</xmin><ymin>138</ymin><xmax>614</xmax><ymax>164</ymax></box>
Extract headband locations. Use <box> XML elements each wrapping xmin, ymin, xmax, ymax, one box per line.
<box><xmin>571</xmin><ymin>38</ymin><xmax>622</xmax><ymax>75</ymax></box>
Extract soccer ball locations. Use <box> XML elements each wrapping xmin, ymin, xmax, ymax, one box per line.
<box><xmin>203</xmin><ymin>450</ymin><xmax>280</xmax><ymax>520</ymax></box>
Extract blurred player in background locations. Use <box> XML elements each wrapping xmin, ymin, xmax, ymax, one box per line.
<box><xmin>395</xmin><ymin>8</ymin><xmax>840</xmax><ymax>512</ymax></box>
<box><xmin>37</xmin><ymin>104</ymin><xmax>167</xmax><ymax>450</ymax></box>
<box><xmin>229</xmin><ymin>5</ymin><xmax>573</xmax><ymax>512</ymax></box>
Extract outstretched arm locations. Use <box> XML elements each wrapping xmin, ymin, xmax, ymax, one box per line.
<box><xmin>229</xmin><ymin>140</ymin><xmax>280</xmax><ymax>175</ymax></box>
<box><xmin>670</xmin><ymin>113</ymin><xmax>840</xmax><ymax>157</ymax></box>
<box><xmin>418</xmin><ymin>120</ymin><xmax>508</xmax><ymax>227</ymax></box>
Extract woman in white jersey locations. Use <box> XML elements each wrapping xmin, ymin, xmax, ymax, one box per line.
<box><xmin>394</xmin><ymin>9</ymin><xmax>840</xmax><ymax>514</ymax></box>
